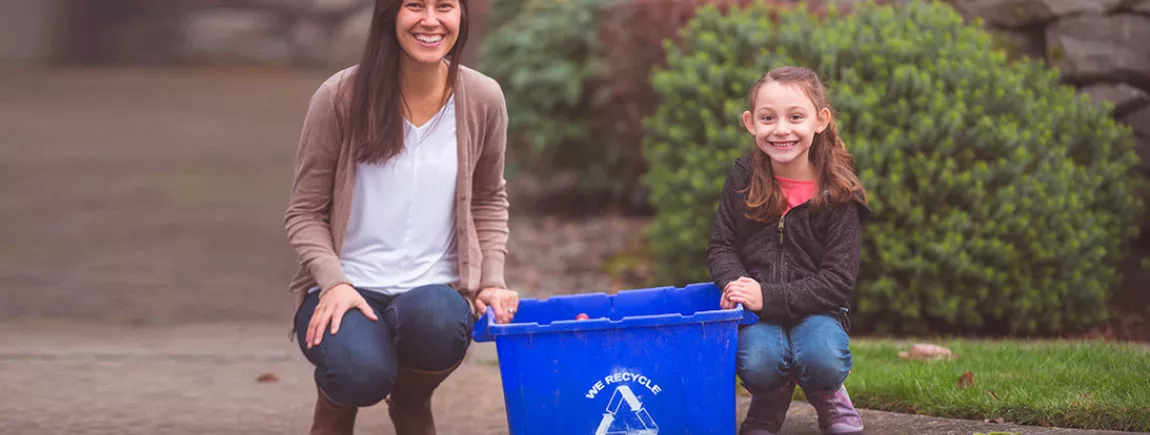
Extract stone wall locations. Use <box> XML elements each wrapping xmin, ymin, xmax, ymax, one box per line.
<box><xmin>946</xmin><ymin>0</ymin><xmax>1150</xmax><ymax>173</ymax></box>
<box><xmin>57</xmin><ymin>0</ymin><xmax>490</xmax><ymax>69</ymax></box>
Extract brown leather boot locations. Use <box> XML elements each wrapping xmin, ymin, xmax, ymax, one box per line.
<box><xmin>386</xmin><ymin>362</ymin><xmax>461</xmax><ymax>435</ymax></box>
<box><xmin>310</xmin><ymin>387</ymin><xmax>357</xmax><ymax>435</ymax></box>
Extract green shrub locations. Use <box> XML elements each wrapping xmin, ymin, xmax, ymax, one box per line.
<box><xmin>480</xmin><ymin>0</ymin><xmax>795</xmax><ymax>211</ymax></box>
<box><xmin>642</xmin><ymin>0</ymin><xmax>1146</xmax><ymax>335</ymax></box>
<box><xmin>477</xmin><ymin>0</ymin><xmax>630</xmax><ymax>209</ymax></box>
<box><xmin>485</xmin><ymin>0</ymin><xmax>530</xmax><ymax>34</ymax></box>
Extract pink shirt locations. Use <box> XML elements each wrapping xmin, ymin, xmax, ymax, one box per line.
<box><xmin>776</xmin><ymin>176</ymin><xmax>816</xmax><ymax>214</ymax></box>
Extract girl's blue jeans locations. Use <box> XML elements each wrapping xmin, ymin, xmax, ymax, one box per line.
<box><xmin>737</xmin><ymin>311</ymin><xmax>853</xmax><ymax>394</ymax></box>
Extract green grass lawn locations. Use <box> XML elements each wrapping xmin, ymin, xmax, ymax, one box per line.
<box><xmin>837</xmin><ymin>339</ymin><xmax>1150</xmax><ymax>432</ymax></box>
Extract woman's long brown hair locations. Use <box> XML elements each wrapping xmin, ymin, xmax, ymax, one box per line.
<box><xmin>343</xmin><ymin>0</ymin><xmax>469</xmax><ymax>164</ymax></box>
<box><xmin>742</xmin><ymin>66</ymin><xmax>867</xmax><ymax>224</ymax></box>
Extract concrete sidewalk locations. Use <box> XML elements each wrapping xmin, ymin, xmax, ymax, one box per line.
<box><xmin>0</xmin><ymin>321</ymin><xmax>1140</xmax><ymax>435</ymax></box>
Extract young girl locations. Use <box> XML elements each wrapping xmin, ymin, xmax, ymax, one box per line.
<box><xmin>284</xmin><ymin>0</ymin><xmax>519</xmax><ymax>433</ymax></box>
<box><xmin>708</xmin><ymin>66</ymin><xmax>870</xmax><ymax>435</ymax></box>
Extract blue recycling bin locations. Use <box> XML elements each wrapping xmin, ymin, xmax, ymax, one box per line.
<box><xmin>472</xmin><ymin>282</ymin><xmax>758</xmax><ymax>435</ymax></box>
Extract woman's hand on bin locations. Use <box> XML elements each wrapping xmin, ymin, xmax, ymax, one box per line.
<box><xmin>307</xmin><ymin>283</ymin><xmax>379</xmax><ymax>349</ymax></box>
<box><xmin>476</xmin><ymin>287</ymin><xmax>520</xmax><ymax>324</ymax></box>
<box><xmin>723</xmin><ymin>277</ymin><xmax>763</xmax><ymax>312</ymax></box>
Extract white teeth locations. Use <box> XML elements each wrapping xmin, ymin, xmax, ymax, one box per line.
<box><xmin>771</xmin><ymin>141</ymin><xmax>796</xmax><ymax>148</ymax></box>
<box><xmin>416</xmin><ymin>34</ymin><xmax>444</xmax><ymax>43</ymax></box>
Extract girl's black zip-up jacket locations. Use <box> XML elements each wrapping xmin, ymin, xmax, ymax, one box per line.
<box><xmin>707</xmin><ymin>155</ymin><xmax>871</xmax><ymax>329</ymax></box>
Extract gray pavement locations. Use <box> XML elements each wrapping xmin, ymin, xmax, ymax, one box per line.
<box><xmin>0</xmin><ymin>321</ymin><xmax>1142</xmax><ymax>435</ymax></box>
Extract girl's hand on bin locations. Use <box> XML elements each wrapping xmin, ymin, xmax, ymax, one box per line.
<box><xmin>476</xmin><ymin>287</ymin><xmax>520</xmax><ymax>324</ymax></box>
<box><xmin>720</xmin><ymin>283</ymin><xmax>736</xmax><ymax>310</ymax></box>
<box><xmin>723</xmin><ymin>277</ymin><xmax>763</xmax><ymax>312</ymax></box>
<box><xmin>721</xmin><ymin>278</ymin><xmax>747</xmax><ymax>309</ymax></box>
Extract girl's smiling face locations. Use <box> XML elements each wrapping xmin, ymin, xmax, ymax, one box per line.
<box><xmin>742</xmin><ymin>80</ymin><xmax>831</xmax><ymax>175</ymax></box>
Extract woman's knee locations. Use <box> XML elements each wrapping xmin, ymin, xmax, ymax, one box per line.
<box><xmin>390</xmin><ymin>284</ymin><xmax>473</xmax><ymax>371</ymax></box>
<box><xmin>405</xmin><ymin>285</ymin><xmax>472</xmax><ymax>333</ymax></box>
<box><xmin>307</xmin><ymin>313</ymin><xmax>399</xmax><ymax>407</ymax></box>
<box><xmin>320</xmin><ymin>360</ymin><xmax>396</xmax><ymax>407</ymax></box>
<box><xmin>737</xmin><ymin>322</ymin><xmax>792</xmax><ymax>394</ymax></box>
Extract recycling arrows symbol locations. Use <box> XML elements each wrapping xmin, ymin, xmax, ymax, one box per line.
<box><xmin>593</xmin><ymin>385</ymin><xmax>659</xmax><ymax>435</ymax></box>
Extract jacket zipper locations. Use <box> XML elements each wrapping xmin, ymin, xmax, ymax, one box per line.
<box><xmin>776</xmin><ymin>215</ymin><xmax>785</xmax><ymax>283</ymax></box>
<box><xmin>776</xmin><ymin>202</ymin><xmax>808</xmax><ymax>284</ymax></box>
<box><xmin>777</xmin><ymin>216</ymin><xmax>785</xmax><ymax>244</ymax></box>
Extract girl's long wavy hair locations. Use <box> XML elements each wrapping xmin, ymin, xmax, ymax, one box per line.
<box><xmin>742</xmin><ymin>66</ymin><xmax>867</xmax><ymax>224</ymax></box>
<box><xmin>343</xmin><ymin>0</ymin><xmax>469</xmax><ymax>165</ymax></box>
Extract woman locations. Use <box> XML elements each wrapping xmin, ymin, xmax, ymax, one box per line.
<box><xmin>283</xmin><ymin>0</ymin><xmax>519</xmax><ymax>433</ymax></box>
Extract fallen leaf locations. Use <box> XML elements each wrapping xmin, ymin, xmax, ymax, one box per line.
<box><xmin>904</xmin><ymin>406</ymin><xmax>918</xmax><ymax>415</ymax></box>
<box><xmin>256</xmin><ymin>372</ymin><xmax>279</xmax><ymax>383</ymax></box>
<box><xmin>1082</xmin><ymin>391</ymin><xmax>1094</xmax><ymax>400</ymax></box>
<box><xmin>1039</xmin><ymin>420</ymin><xmax>1050</xmax><ymax>427</ymax></box>
<box><xmin>957</xmin><ymin>371</ymin><xmax>975</xmax><ymax>388</ymax></box>
<box><xmin>987</xmin><ymin>389</ymin><xmax>998</xmax><ymax>400</ymax></box>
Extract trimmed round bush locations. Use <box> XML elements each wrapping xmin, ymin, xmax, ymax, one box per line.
<box><xmin>641</xmin><ymin>0</ymin><xmax>1146</xmax><ymax>335</ymax></box>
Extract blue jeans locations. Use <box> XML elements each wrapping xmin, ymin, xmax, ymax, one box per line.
<box><xmin>294</xmin><ymin>284</ymin><xmax>474</xmax><ymax>407</ymax></box>
<box><xmin>737</xmin><ymin>313</ymin><xmax>853</xmax><ymax>394</ymax></box>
